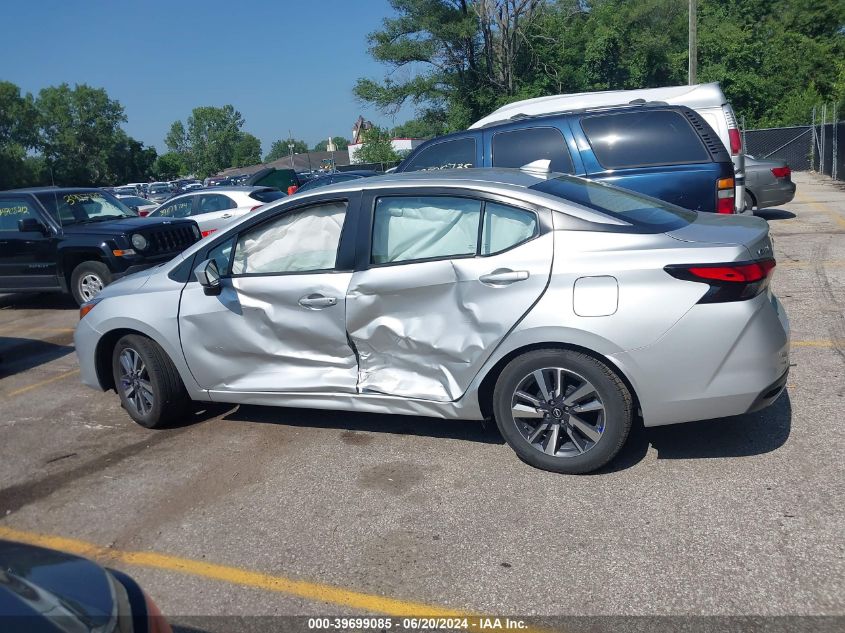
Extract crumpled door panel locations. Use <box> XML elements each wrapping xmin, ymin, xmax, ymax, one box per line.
<box><xmin>346</xmin><ymin>233</ymin><xmax>554</xmax><ymax>401</ymax></box>
<box><xmin>179</xmin><ymin>273</ymin><xmax>358</xmax><ymax>393</ymax></box>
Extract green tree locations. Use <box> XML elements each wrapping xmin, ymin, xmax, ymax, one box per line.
<box><xmin>264</xmin><ymin>138</ymin><xmax>309</xmax><ymax>162</ymax></box>
<box><xmin>107</xmin><ymin>133</ymin><xmax>157</xmax><ymax>184</ymax></box>
<box><xmin>312</xmin><ymin>136</ymin><xmax>350</xmax><ymax>152</ymax></box>
<box><xmin>354</xmin><ymin>126</ymin><xmax>400</xmax><ymax>164</ymax></box>
<box><xmin>153</xmin><ymin>152</ymin><xmax>186</xmax><ymax>180</ymax></box>
<box><xmin>0</xmin><ymin>81</ymin><xmax>41</xmax><ymax>189</ymax></box>
<box><xmin>166</xmin><ymin>105</ymin><xmax>245</xmax><ymax>178</ymax></box>
<box><xmin>391</xmin><ymin>110</ymin><xmax>448</xmax><ymax>139</ymax></box>
<box><xmin>35</xmin><ymin>83</ymin><xmax>127</xmax><ymax>185</ymax></box>
<box><xmin>232</xmin><ymin>132</ymin><xmax>262</xmax><ymax>167</ymax></box>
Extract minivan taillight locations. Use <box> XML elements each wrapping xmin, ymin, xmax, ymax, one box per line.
<box><xmin>771</xmin><ymin>166</ymin><xmax>791</xmax><ymax>179</ymax></box>
<box><xmin>665</xmin><ymin>258</ymin><xmax>776</xmax><ymax>303</ymax></box>
<box><xmin>716</xmin><ymin>177</ymin><xmax>735</xmax><ymax>214</ymax></box>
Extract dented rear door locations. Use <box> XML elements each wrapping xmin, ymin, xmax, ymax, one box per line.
<box><xmin>346</xmin><ymin>191</ymin><xmax>553</xmax><ymax>402</ymax></box>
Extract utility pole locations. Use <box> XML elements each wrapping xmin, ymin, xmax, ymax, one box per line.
<box><xmin>688</xmin><ymin>0</ymin><xmax>697</xmax><ymax>85</ymax></box>
<box><xmin>288</xmin><ymin>129</ymin><xmax>295</xmax><ymax>170</ymax></box>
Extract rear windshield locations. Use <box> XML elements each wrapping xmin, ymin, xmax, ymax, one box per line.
<box><xmin>580</xmin><ymin>110</ymin><xmax>710</xmax><ymax>169</ymax></box>
<box><xmin>531</xmin><ymin>176</ymin><xmax>695</xmax><ymax>230</ymax></box>
<box><xmin>249</xmin><ymin>189</ymin><xmax>286</xmax><ymax>203</ymax></box>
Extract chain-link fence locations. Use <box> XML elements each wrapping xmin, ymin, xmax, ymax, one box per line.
<box><xmin>742</xmin><ymin>104</ymin><xmax>842</xmax><ymax>181</ymax></box>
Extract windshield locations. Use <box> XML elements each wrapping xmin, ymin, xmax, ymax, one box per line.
<box><xmin>149</xmin><ymin>185</ymin><xmax>169</xmax><ymax>193</ymax></box>
<box><xmin>530</xmin><ymin>175</ymin><xmax>695</xmax><ymax>230</ymax></box>
<box><xmin>36</xmin><ymin>191</ymin><xmax>136</xmax><ymax>225</ymax></box>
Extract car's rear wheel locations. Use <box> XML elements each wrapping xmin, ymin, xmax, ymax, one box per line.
<box><xmin>70</xmin><ymin>261</ymin><xmax>112</xmax><ymax>306</ymax></box>
<box><xmin>744</xmin><ymin>191</ymin><xmax>756</xmax><ymax>213</ymax></box>
<box><xmin>112</xmin><ymin>334</ymin><xmax>190</xmax><ymax>429</ymax></box>
<box><xmin>492</xmin><ymin>349</ymin><xmax>632</xmax><ymax>474</ymax></box>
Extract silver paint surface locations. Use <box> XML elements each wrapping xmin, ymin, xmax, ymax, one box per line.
<box><xmin>74</xmin><ymin>168</ymin><xmax>790</xmax><ymax>429</ymax></box>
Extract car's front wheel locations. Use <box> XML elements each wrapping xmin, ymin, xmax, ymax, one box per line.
<box><xmin>112</xmin><ymin>334</ymin><xmax>190</xmax><ymax>429</ymax></box>
<box><xmin>493</xmin><ymin>349</ymin><xmax>632</xmax><ymax>474</ymax></box>
<box><xmin>70</xmin><ymin>261</ymin><xmax>112</xmax><ymax>306</ymax></box>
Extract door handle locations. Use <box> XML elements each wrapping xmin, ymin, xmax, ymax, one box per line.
<box><xmin>221</xmin><ymin>213</ymin><xmax>233</xmax><ymax>219</ymax></box>
<box><xmin>298</xmin><ymin>293</ymin><xmax>338</xmax><ymax>309</ymax></box>
<box><xmin>479</xmin><ymin>269</ymin><xmax>529</xmax><ymax>285</ymax></box>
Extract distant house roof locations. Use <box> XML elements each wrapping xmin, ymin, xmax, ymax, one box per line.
<box><xmin>218</xmin><ymin>151</ymin><xmax>350</xmax><ymax>177</ymax></box>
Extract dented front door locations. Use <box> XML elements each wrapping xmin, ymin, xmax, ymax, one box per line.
<box><xmin>346</xmin><ymin>193</ymin><xmax>554</xmax><ymax>402</ymax></box>
<box><xmin>179</xmin><ymin>200</ymin><xmax>358</xmax><ymax>394</ymax></box>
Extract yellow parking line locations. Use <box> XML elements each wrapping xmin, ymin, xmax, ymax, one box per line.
<box><xmin>791</xmin><ymin>339</ymin><xmax>844</xmax><ymax>348</ymax></box>
<box><xmin>3</xmin><ymin>368</ymin><xmax>80</xmax><ymax>398</ymax></box>
<box><xmin>0</xmin><ymin>525</ymin><xmax>466</xmax><ymax>617</ymax></box>
<box><xmin>794</xmin><ymin>194</ymin><xmax>845</xmax><ymax>228</ymax></box>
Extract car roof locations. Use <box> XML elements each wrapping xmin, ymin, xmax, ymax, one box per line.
<box><xmin>286</xmin><ymin>167</ymin><xmax>624</xmax><ymax>226</ymax></box>
<box><xmin>470</xmin><ymin>82</ymin><xmax>728</xmax><ymax>128</ymax></box>
<box><xmin>190</xmin><ymin>186</ymin><xmax>275</xmax><ymax>193</ymax></box>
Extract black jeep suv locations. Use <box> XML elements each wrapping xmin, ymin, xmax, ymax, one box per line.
<box><xmin>0</xmin><ymin>187</ymin><xmax>201</xmax><ymax>305</ymax></box>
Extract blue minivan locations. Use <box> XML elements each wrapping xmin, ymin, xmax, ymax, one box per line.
<box><xmin>395</xmin><ymin>103</ymin><xmax>736</xmax><ymax>214</ymax></box>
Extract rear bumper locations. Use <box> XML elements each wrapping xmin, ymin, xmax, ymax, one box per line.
<box><xmin>609</xmin><ymin>292</ymin><xmax>790</xmax><ymax>427</ymax></box>
<box><xmin>751</xmin><ymin>180</ymin><xmax>796</xmax><ymax>209</ymax></box>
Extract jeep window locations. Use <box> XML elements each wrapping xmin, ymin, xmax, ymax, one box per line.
<box><xmin>35</xmin><ymin>191</ymin><xmax>135</xmax><ymax>226</ymax></box>
<box><xmin>0</xmin><ymin>198</ymin><xmax>40</xmax><ymax>231</ymax></box>
<box><xmin>492</xmin><ymin>127</ymin><xmax>574</xmax><ymax>174</ymax></box>
<box><xmin>580</xmin><ymin>110</ymin><xmax>710</xmax><ymax>169</ymax></box>
<box><xmin>531</xmin><ymin>175</ymin><xmax>695</xmax><ymax>230</ymax></box>
<box><xmin>402</xmin><ymin>138</ymin><xmax>476</xmax><ymax>172</ymax></box>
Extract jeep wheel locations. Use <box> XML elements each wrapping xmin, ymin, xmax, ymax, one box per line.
<box><xmin>70</xmin><ymin>261</ymin><xmax>112</xmax><ymax>305</ymax></box>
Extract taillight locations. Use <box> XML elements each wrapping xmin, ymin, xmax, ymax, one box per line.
<box><xmin>716</xmin><ymin>177</ymin><xmax>735</xmax><ymax>214</ymax></box>
<box><xmin>287</xmin><ymin>185</ymin><xmax>298</xmax><ymax>195</ymax></box>
<box><xmin>249</xmin><ymin>205</ymin><xmax>262</xmax><ymax>211</ymax></box>
<box><xmin>728</xmin><ymin>128</ymin><xmax>742</xmax><ymax>154</ymax></box>
<box><xmin>139</xmin><ymin>210</ymin><xmax>150</xmax><ymax>217</ymax></box>
<box><xmin>723</xmin><ymin>104</ymin><xmax>742</xmax><ymax>154</ymax></box>
<box><xmin>771</xmin><ymin>166</ymin><xmax>791</xmax><ymax>179</ymax></box>
<box><xmin>665</xmin><ymin>258</ymin><xmax>776</xmax><ymax>303</ymax></box>
<box><xmin>201</xmin><ymin>229</ymin><xmax>217</xmax><ymax>238</ymax></box>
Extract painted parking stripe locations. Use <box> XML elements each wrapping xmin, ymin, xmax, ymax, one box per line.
<box><xmin>2</xmin><ymin>368</ymin><xmax>80</xmax><ymax>398</ymax></box>
<box><xmin>0</xmin><ymin>525</ymin><xmax>467</xmax><ymax>617</ymax></box>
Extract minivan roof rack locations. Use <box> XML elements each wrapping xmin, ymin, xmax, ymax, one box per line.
<box><xmin>476</xmin><ymin>100</ymin><xmax>673</xmax><ymax>128</ymax></box>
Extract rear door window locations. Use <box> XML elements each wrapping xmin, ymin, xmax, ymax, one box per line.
<box><xmin>198</xmin><ymin>194</ymin><xmax>237</xmax><ymax>213</ymax></box>
<box><xmin>153</xmin><ymin>197</ymin><xmax>194</xmax><ymax>218</ymax></box>
<box><xmin>580</xmin><ymin>110</ymin><xmax>710</xmax><ymax>169</ymax></box>
<box><xmin>402</xmin><ymin>138</ymin><xmax>476</xmax><ymax>172</ymax></box>
<box><xmin>492</xmin><ymin>127</ymin><xmax>574</xmax><ymax>173</ymax></box>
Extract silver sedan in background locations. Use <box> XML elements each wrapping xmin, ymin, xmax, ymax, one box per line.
<box><xmin>74</xmin><ymin>169</ymin><xmax>789</xmax><ymax>474</ymax></box>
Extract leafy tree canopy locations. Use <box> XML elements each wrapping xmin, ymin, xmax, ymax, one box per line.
<box><xmin>354</xmin><ymin>126</ymin><xmax>400</xmax><ymax>164</ymax></box>
<box><xmin>265</xmin><ymin>139</ymin><xmax>309</xmax><ymax>162</ymax></box>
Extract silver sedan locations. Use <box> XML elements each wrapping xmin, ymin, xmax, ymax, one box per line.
<box><xmin>74</xmin><ymin>169</ymin><xmax>790</xmax><ymax>473</ymax></box>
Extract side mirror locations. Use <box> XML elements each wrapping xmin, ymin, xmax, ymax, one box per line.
<box><xmin>18</xmin><ymin>217</ymin><xmax>48</xmax><ymax>235</ymax></box>
<box><xmin>194</xmin><ymin>259</ymin><xmax>222</xmax><ymax>296</ymax></box>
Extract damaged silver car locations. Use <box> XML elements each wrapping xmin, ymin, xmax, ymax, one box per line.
<box><xmin>74</xmin><ymin>168</ymin><xmax>790</xmax><ymax>473</ymax></box>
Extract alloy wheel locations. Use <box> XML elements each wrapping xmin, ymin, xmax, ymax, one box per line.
<box><xmin>119</xmin><ymin>348</ymin><xmax>154</xmax><ymax>416</ymax></box>
<box><xmin>79</xmin><ymin>273</ymin><xmax>104</xmax><ymax>302</ymax></box>
<box><xmin>510</xmin><ymin>367</ymin><xmax>606</xmax><ymax>457</ymax></box>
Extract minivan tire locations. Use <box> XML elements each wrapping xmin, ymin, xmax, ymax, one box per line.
<box><xmin>112</xmin><ymin>334</ymin><xmax>190</xmax><ymax>429</ymax></box>
<box><xmin>70</xmin><ymin>261</ymin><xmax>112</xmax><ymax>306</ymax></box>
<box><xmin>492</xmin><ymin>349</ymin><xmax>632</xmax><ymax>474</ymax></box>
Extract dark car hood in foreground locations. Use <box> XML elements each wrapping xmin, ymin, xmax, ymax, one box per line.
<box><xmin>62</xmin><ymin>216</ymin><xmax>194</xmax><ymax>235</ymax></box>
<box><xmin>0</xmin><ymin>539</ymin><xmax>116</xmax><ymax>631</ymax></box>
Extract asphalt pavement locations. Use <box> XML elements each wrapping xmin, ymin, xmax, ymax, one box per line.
<box><xmin>0</xmin><ymin>171</ymin><xmax>843</xmax><ymax>628</ymax></box>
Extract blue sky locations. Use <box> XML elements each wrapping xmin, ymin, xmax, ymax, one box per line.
<box><xmin>1</xmin><ymin>0</ymin><xmax>416</xmax><ymax>154</ymax></box>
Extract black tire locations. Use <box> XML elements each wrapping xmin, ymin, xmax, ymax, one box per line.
<box><xmin>112</xmin><ymin>334</ymin><xmax>190</xmax><ymax>429</ymax></box>
<box><xmin>744</xmin><ymin>191</ymin><xmax>756</xmax><ymax>213</ymax></box>
<box><xmin>492</xmin><ymin>349</ymin><xmax>632</xmax><ymax>474</ymax></box>
<box><xmin>70</xmin><ymin>260</ymin><xmax>112</xmax><ymax>306</ymax></box>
